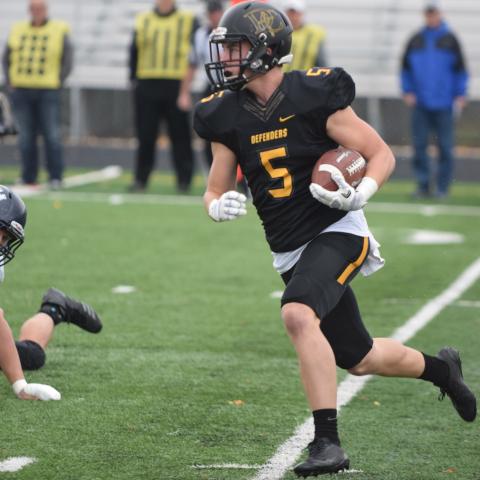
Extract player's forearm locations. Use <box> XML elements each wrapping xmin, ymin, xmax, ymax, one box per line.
<box><xmin>363</xmin><ymin>143</ymin><xmax>396</xmax><ymax>189</ymax></box>
<box><xmin>204</xmin><ymin>177</ymin><xmax>238</xmax><ymax>212</ymax></box>
<box><xmin>0</xmin><ymin>314</ymin><xmax>25</xmax><ymax>385</ymax></box>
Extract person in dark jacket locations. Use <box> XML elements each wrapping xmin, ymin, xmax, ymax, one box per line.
<box><xmin>401</xmin><ymin>2</ymin><xmax>468</xmax><ymax>198</ymax></box>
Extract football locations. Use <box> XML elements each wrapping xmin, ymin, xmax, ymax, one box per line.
<box><xmin>311</xmin><ymin>147</ymin><xmax>367</xmax><ymax>191</ymax></box>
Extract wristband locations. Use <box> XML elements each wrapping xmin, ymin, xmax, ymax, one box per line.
<box><xmin>356</xmin><ymin>176</ymin><xmax>378</xmax><ymax>202</ymax></box>
<box><xmin>12</xmin><ymin>379</ymin><xmax>27</xmax><ymax>396</ymax></box>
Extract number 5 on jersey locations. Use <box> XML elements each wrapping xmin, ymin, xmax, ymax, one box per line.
<box><xmin>259</xmin><ymin>147</ymin><xmax>292</xmax><ymax>198</ymax></box>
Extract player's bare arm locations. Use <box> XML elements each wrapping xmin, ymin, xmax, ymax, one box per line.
<box><xmin>0</xmin><ymin>310</ymin><xmax>26</xmax><ymax>387</ymax></box>
<box><xmin>0</xmin><ymin>308</ymin><xmax>60</xmax><ymax>401</ymax></box>
<box><xmin>326</xmin><ymin>106</ymin><xmax>395</xmax><ymax>187</ymax></box>
<box><xmin>204</xmin><ymin>142</ymin><xmax>247</xmax><ymax>222</ymax></box>
<box><xmin>204</xmin><ymin>141</ymin><xmax>237</xmax><ymax>204</ymax></box>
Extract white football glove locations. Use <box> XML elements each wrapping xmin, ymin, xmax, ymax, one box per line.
<box><xmin>310</xmin><ymin>172</ymin><xmax>378</xmax><ymax>211</ymax></box>
<box><xmin>208</xmin><ymin>191</ymin><xmax>247</xmax><ymax>222</ymax></box>
<box><xmin>12</xmin><ymin>379</ymin><xmax>61</xmax><ymax>401</ymax></box>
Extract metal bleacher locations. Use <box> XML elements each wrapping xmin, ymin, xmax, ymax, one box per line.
<box><xmin>1</xmin><ymin>0</ymin><xmax>479</xmax><ymax>97</ymax></box>
<box><xmin>0</xmin><ymin>0</ymin><xmax>201</xmax><ymax>89</ymax></box>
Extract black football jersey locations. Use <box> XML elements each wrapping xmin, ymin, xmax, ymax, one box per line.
<box><xmin>194</xmin><ymin>67</ymin><xmax>355</xmax><ymax>253</ymax></box>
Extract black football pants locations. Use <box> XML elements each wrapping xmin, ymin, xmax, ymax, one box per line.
<box><xmin>281</xmin><ymin>233</ymin><xmax>373</xmax><ymax>369</ymax></box>
<box><xmin>134</xmin><ymin>80</ymin><xmax>194</xmax><ymax>189</ymax></box>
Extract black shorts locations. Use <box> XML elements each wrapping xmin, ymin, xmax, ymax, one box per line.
<box><xmin>281</xmin><ymin>232</ymin><xmax>373</xmax><ymax>369</ymax></box>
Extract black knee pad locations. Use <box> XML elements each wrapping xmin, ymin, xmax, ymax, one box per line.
<box><xmin>15</xmin><ymin>340</ymin><xmax>46</xmax><ymax>370</ymax></box>
<box><xmin>320</xmin><ymin>286</ymin><xmax>373</xmax><ymax>370</ymax></box>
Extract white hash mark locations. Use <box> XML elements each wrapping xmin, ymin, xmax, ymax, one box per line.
<box><xmin>0</xmin><ymin>457</ymin><xmax>36</xmax><ymax>473</ymax></box>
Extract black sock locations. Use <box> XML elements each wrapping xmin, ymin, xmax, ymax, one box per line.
<box><xmin>39</xmin><ymin>303</ymin><xmax>64</xmax><ymax>325</ymax></box>
<box><xmin>313</xmin><ymin>409</ymin><xmax>339</xmax><ymax>445</ymax></box>
<box><xmin>418</xmin><ymin>352</ymin><xmax>449</xmax><ymax>388</ymax></box>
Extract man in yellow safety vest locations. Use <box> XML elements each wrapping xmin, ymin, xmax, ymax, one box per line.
<box><xmin>282</xmin><ymin>0</ymin><xmax>328</xmax><ymax>73</ymax></box>
<box><xmin>2</xmin><ymin>0</ymin><xmax>73</xmax><ymax>189</ymax></box>
<box><xmin>128</xmin><ymin>0</ymin><xmax>199</xmax><ymax>193</ymax></box>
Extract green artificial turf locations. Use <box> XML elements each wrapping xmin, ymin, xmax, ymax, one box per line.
<box><xmin>0</xmin><ymin>174</ymin><xmax>478</xmax><ymax>479</ymax></box>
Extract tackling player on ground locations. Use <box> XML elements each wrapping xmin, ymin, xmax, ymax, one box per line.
<box><xmin>0</xmin><ymin>185</ymin><xmax>102</xmax><ymax>401</ymax></box>
<box><xmin>194</xmin><ymin>2</ymin><xmax>477</xmax><ymax>476</ymax></box>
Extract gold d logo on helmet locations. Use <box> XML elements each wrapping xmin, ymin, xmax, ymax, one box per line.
<box><xmin>243</xmin><ymin>8</ymin><xmax>285</xmax><ymax>37</ymax></box>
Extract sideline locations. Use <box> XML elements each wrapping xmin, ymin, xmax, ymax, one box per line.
<box><xmin>10</xmin><ymin>166</ymin><xmax>123</xmax><ymax>197</ymax></box>
<box><xmin>367</xmin><ymin>202</ymin><xmax>480</xmax><ymax>217</ymax></box>
<box><xmin>252</xmin><ymin>257</ymin><xmax>480</xmax><ymax>480</ymax></box>
<box><xmin>24</xmin><ymin>192</ymin><xmax>480</xmax><ymax>217</ymax></box>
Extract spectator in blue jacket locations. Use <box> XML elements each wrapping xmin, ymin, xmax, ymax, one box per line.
<box><xmin>401</xmin><ymin>2</ymin><xmax>468</xmax><ymax>198</ymax></box>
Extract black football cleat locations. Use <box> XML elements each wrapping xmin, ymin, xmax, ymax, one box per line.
<box><xmin>293</xmin><ymin>437</ymin><xmax>350</xmax><ymax>477</ymax></box>
<box><xmin>437</xmin><ymin>347</ymin><xmax>476</xmax><ymax>422</ymax></box>
<box><xmin>41</xmin><ymin>288</ymin><xmax>102</xmax><ymax>333</ymax></box>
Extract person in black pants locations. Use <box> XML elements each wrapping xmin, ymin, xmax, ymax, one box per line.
<box><xmin>178</xmin><ymin>0</ymin><xmax>224</xmax><ymax>169</ymax></box>
<box><xmin>128</xmin><ymin>0</ymin><xmax>199</xmax><ymax>193</ymax></box>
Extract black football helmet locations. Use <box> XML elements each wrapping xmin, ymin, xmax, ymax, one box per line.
<box><xmin>205</xmin><ymin>2</ymin><xmax>293</xmax><ymax>91</ymax></box>
<box><xmin>0</xmin><ymin>185</ymin><xmax>27</xmax><ymax>266</ymax></box>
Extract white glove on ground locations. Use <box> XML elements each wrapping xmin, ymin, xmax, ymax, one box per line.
<box><xmin>12</xmin><ymin>379</ymin><xmax>61</xmax><ymax>401</ymax></box>
<box><xmin>208</xmin><ymin>191</ymin><xmax>247</xmax><ymax>222</ymax></box>
<box><xmin>310</xmin><ymin>173</ymin><xmax>378</xmax><ymax>211</ymax></box>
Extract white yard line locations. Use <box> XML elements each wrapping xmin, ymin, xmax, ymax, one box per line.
<box><xmin>10</xmin><ymin>166</ymin><xmax>122</xmax><ymax>198</ymax></box>
<box><xmin>35</xmin><ymin>191</ymin><xmax>203</xmax><ymax>206</ymax></box>
<box><xmin>192</xmin><ymin>464</ymin><xmax>364</xmax><ymax>473</ymax></box>
<box><xmin>24</xmin><ymin>193</ymin><xmax>480</xmax><ymax>217</ymax></box>
<box><xmin>384</xmin><ymin>298</ymin><xmax>480</xmax><ymax>309</ymax></box>
<box><xmin>367</xmin><ymin>202</ymin><xmax>480</xmax><ymax>217</ymax></box>
<box><xmin>252</xmin><ymin>257</ymin><xmax>480</xmax><ymax>480</ymax></box>
<box><xmin>0</xmin><ymin>457</ymin><xmax>36</xmax><ymax>473</ymax></box>
<box><xmin>62</xmin><ymin>166</ymin><xmax>122</xmax><ymax>188</ymax></box>
<box><xmin>193</xmin><ymin>464</ymin><xmax>263</xmax><ymax>470</ymax></box>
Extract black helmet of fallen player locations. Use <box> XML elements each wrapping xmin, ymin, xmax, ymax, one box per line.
<box><xmin>0</xmin><ymin>185</ymin><xmax>27</xmax><ymax>266</ymax></box>
<box><xmin>205</xmin><ymin>1</ymin><xmax>293</xmax><ymax>91</ymax></box>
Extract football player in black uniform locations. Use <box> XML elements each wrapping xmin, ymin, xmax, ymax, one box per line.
<box><xmin>0</xmin><ymin>185</ymin><xmax>102</xmax><ymax>401</ymax></box>
<box><xmin>194</xmin><ymin>2</ymin><xmax>477</xmax><ymax>476</ymax></box>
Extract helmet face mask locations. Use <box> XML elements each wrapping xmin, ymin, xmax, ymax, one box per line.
<box><xmin>0</xmin><ymin>221</ymin><xmax>24</xmax><ymax>266</ymax></box>
<box><xmin>205</xmin><ymin>2</ymin><xmax>293</xmax><ymax>91</ymax></box>
<box><xmin>0</xmin><ymin>185</ymin><xmax>27</xmax><ymax>266</ymax></box>
<box><xmin>206</xmin><ymin>30</ymin><xmax>254</xmax><ymax>92</ymax></box>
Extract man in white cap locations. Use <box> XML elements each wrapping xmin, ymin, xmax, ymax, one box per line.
<box><xmin>282</xmin><ymin>0</ymin><xmax>327</xmax><ymax>72</ymax></box>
